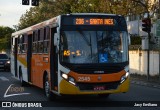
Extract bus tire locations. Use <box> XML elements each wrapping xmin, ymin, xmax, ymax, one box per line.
<box><xmin>98</xmin><ymin>94</ymin><xmax>110</xmax><ymax>98</ymax></box>
<box><xmin>19</xmin><ymin>68</ymin><xmax>27</xmax><ymax>86</ymax></box>
<box><xmin>44</xmin><ymin>75</ymin><xmax>57</xmax><ymax>101</ymax></box>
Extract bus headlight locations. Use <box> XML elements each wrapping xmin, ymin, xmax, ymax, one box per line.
<box><xmin>6</xmin><ymin>61</ymin><xmax>10</xmax><ymax>64</ymax></box>
<box><xmin>120</xmin><ymin>72</ymin><xmax>129</xmax><ymax>84</ymax></box>
<box><xmin>62</xmin><ymin>73</ymin><xmax>68</xmax><ymax>80</ymax></box>
<box><xmin>61</xmin><ymin>72</ymin><xmax>76</xmax><ymax>85</ymax></box>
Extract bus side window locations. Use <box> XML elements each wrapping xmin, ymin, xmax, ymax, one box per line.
<box><xmin>43</xmin><ymin>26</ymin><xmax>50</xmax><ymax>53</ymax></box>
<box><xmin>22</xmin><ymin>34</ymin><xmax>27</xmax><ymax>53</ymax></box>
<box><xmin>32</xmin><ymin>30</ymin><xmax>38</xmax><ymax>53</ymax></box>
<box><xmin>37</xmin><ymin>28</ymin><xmax>44</xmax><ymax>53</ymax></box>
<box><xmin>18</xmin><ymin>36</ymin><xmax>21</xmax><ymax>54</ymax></box>
<box><xmin>18</xmin><ymin>35</ymin><xmax>24</xmax><ymax>54</ymax></box>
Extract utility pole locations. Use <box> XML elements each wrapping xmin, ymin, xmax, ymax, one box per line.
<box><xmin>147</xmin><ymin>12</ymin><xmax>151</xmax><ymax>81</ymax></box>
<box><xmin>132</xmin><ymin>0</ymin><xmax>151</xmax><ymax>82</ymax></box>
<box><xmin>141</xmin><ymin>14</ymin><xmax>151</xmax><ymax>81</ymax></box>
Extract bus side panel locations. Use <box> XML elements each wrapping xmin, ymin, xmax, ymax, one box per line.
<box><xmin>10</xmin><ymin>53</ymin><xmax>14</xmax><ymax>76</ymax></box>
<box><xmin>13</xmin><ymin>38</ymin><xmax>18</xmax><ymax>77</ymax></box>
<box><xmin>31</xmin><ymin>54</ymin><xmax>50</xmax><ymax>88</ymax></box>
<box><xmin>11</xmin><ymin>37</ymin><xmax>18</xmax><ymax>77</ymax></box>
<box><xmin>17</xmin><ymin>54</ymin><xmax>28</xmax><ymax>82</ymax></box>
<box><xmin>31</xmin><ymin>54</ymin><xmax>38</xmax><ymax>86</ymax></box>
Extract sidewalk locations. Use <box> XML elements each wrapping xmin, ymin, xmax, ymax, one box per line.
<box><xmin>130</xmin><ymin>74</ymin><xmax>160</xmax><ymax>89</ymax></box>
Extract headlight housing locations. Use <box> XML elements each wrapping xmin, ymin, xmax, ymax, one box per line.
<box><xmin>6</xmin><ymin>61</ymin><xmax>10</xmax><ymax>64</ymax></box>
<box><xmin>62</xmin><ymin>73</ymin><xmax>68</xmax><ymax>80</ymax></box>
<box><xmin>61</xmin><ymin>72</ymin><xmax>76</xmax><ymax>85</ymax></box>
<box><xmin>68</xmin><ymin>77</ymin><xmax>76</xmax><ymax>85</ymax></box>
<box><xmin>120</xmin><ymin>72</ymin><xmax>129</xmax><ymax>83</ymax></box>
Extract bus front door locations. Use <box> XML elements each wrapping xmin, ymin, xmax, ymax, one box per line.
<box><xmin>27</xmin><ymin>34</ymin><xmax>32</xmax><ymax>82</ymax></box>
<box><xmin>14</xmin><ymin>38</ymin><xmax>18</xmax><ymax>77</ymax></box>
<box><xmin>50</xmin><ymin>28</ymin><xmax>58</xmax><ymax>91</ymax></box>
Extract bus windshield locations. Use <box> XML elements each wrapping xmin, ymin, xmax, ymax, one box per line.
<box><xmin>60</xmin><ymin>31</ymin><xmax>128</xmax><ymax>64</ymax></box>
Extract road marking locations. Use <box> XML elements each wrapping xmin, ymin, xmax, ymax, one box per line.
<box><xmin>0</xmin><ymin>77</ymin><xmax>9</xmax><ymax>81</ymax></box>
<box><xmin>4</xmin><ymin>84</ymin><xmax>30</xmax><ymax>98</ymax></box>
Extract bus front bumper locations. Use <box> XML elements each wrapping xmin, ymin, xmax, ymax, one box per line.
<box><xmin>59</xmin><ymin>77</ymin><xmax>130</xmax><ymax>95</ymax></box>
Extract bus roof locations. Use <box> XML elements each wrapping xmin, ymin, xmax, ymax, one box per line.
<box><xmin>67</xmin><ymin>13</ymin><xmax>121</xmax><ymax>16</ymax></box>
<box><xmin>12</xmin><ymin>13</ymin><xmax>123</xmax><ymax>37</ymax></box>
<box><xmin>12</xmin><ymin>16</ymin><xmax>59</xmax><ymax>37</ymax></box>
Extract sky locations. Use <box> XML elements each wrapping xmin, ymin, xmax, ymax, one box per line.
<box><xmin>0</xmin><ymin>0</ymin><xmax>32</xmax><ymax>28</ymax></box>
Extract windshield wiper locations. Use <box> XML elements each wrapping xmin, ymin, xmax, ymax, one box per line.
<box><xmin>78</xmin><ymin>31</ymin><xmax>93</xmax><ymax>59</ymax></box>
<box><xmin>78</xmin><ymin>31</ymin><xmax>91</xmax><ymax>46</ymax></box>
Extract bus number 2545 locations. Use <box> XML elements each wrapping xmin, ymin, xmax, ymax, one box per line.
<box><xmin>78</xmin><ymin>77</ymin><xmax>90</xmax><ymax>82</ymax></box>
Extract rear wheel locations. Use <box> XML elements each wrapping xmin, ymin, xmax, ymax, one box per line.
<box><xmin>19</xmin><ymin>68</ymin><xmax>27</xmax><ymax>86</ymax></box>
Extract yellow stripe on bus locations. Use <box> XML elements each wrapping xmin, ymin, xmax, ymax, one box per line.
<box><xmin>17</xmin><ymin>56</ymin><xmax>27</xmax><ymax>68</ymax></box>
<box><xmin>59</xmin><ymin>78</ymin><xmax>130</xmax><ymax>95</ymax></box>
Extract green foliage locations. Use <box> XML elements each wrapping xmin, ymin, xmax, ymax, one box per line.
<box><xmin>17</xmin><ymin>0</ymin><xmax>146</xmax><ymax>30</ymax></box>
<box><xmin>0</xmin><ymin>26</ymin><xmax>15</xmax><ymax>50</ymax></box>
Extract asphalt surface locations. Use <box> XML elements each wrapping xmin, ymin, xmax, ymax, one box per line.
<box><xmin>130</xmin><ymin>74</ymin><xmax>160</xmax><ymax>89</ymax></box>
<box><xmin>0</xmin><ymin>71</ymin><xmax>160</xmax><ymax>110</ymax></box>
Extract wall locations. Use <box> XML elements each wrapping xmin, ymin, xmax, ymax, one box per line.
<box><xmin>129</xmin><ymin>50</ymin><xmax>159</xmax><ymax>76</ymax></box>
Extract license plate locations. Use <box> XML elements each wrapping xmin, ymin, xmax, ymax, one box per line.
<box><xmin>94</xmin><ymin>86</ymin><xmax>105</xmax><ymax>91</ymax></box>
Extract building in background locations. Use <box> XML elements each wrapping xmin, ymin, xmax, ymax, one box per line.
<box><xmin>126</xmin><ymin>0</ymin><xmax>160</xmax><ymax>47</ymax></box>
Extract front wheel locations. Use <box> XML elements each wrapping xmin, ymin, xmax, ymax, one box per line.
<box><xmin>44</xmin><ymin>75</ymin><xmax>57</xmax><ymax>101</ymax></box>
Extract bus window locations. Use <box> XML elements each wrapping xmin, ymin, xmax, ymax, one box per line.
<box><xmin>32</xmin><ymin>30</ymin><xmax>38</xmax><ymax>53</ymax></box>
<box><xmin>17</xmin><ymin>36</ymin><xmax>21</xmax><ymax>54</ymax></box>
<box><xmin>21</xmin><ymin>34</ymin><xmax>27</xmax><ymax>53</ymax></box>
<box><xmin>18</xmin><ymin>35</ymin><xmax>25</xmax><ymax>53</ymax></box>
<box><xmin>37</xmin><ymin>28</ymin><xmax>44</xmax><ymax>53</ymax></box>
<box><xmin>43</xmin><ymin>27</ymin><xmax>50</xmax><ymax>53</ymax></box>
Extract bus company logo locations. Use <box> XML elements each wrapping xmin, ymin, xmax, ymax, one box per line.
<box><xmin>94</xmin><ymin>71</ymin><xmax>104</xmax><ymax>73</ymax></box>
<box><xmin>2</xmin><ymin>102</ymin><xmax>11</xmax><ymax>107</ymax></box>
<box><xmin>98</xmin><ymin>76</ymin><xmax>102</xmax><ymax>81</ymax></box>
<box><xmin>4</xmin><ymin>84</ymin><xmax>30</xmax><ymax>98</ymax></box>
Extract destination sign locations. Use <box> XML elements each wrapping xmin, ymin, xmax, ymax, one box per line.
<box><xmin>75</xmin><ymin>18</ymin><xmax>114</xmax><ymax>25</ymax></box>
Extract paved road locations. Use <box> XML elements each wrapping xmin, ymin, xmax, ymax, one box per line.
<box><xmin>0</xmin><ymin>71</ymin><xmax>160</xmax><ymax>110</ymax></box>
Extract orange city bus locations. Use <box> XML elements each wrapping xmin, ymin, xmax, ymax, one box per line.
<box><xmin>11</xmin><ymin>13</ymin><xmax>130</xmax><ymax>100</ymax></box>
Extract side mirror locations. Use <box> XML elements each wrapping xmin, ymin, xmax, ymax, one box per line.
<box><xmin>54</xmin><ymin>33</ymin><xmax>58</xmax><ymax>46</ymax></box>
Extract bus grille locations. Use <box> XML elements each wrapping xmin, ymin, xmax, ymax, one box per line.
<box><xmin>76</xmin><ymin>81</ymin><xmax>120</xmax><ymax>91</ymax></box>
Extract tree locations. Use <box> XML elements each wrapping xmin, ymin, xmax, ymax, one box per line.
<box><xmin>17</xmin><ymin>0</ymin><xmax>149</xmax><ymax>30</ymax></box>
<box><xmin>131</xmin><ymin>0</ymin><xmax>159</xmax><ymax>18</ymax></box>
<box><xmin>18</xmin><ymin>0</ymin><xmax>56</xmax><ymax>30</ymax></box>
<box><xmin>0</xmin><ymin>26</ymin><xmax>15</xmax><ymax>51</ymax></box>
<box><xmin>17</xmin><ymin>0</ymin><xmax>78</xmax><ymax>30</ymax></box>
